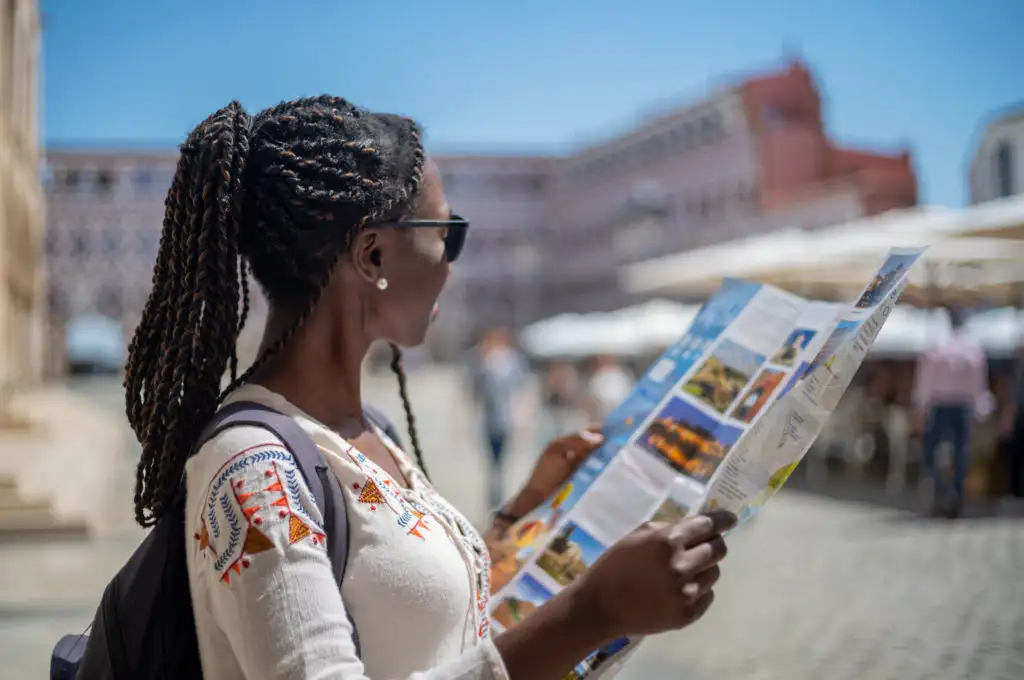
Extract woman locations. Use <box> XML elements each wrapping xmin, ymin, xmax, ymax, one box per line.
<box><xmin>125</xmin><ymin>97</ymin><xmax>732</xmax><ymax>680</ymax></box>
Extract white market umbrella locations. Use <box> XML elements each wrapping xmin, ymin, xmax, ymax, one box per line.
<box><xmin>955</xmin><ymin>193</ymin><xmax>1024</xmax><ymax>240</ymax></box>
<box><xmin>620</xmin><ymin>228</ymin><xmax>814</xmax><ymax>297</ymax></box>
<box><xmin>520</xmin><ymin>300</ymin><xmax>700</xmax><ymax>359</ymax></box>
<box><xmin>622</xmin><ymin>205</ymin><xmax>961</xmax><ymax>297</ymax></box>
<box><xmin>755</xmin><ymin>237</ymin><xmax>1024</xmax><ymax>307</ymax></box>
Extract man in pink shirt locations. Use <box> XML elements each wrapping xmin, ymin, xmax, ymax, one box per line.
<box><xmin>912</xmin><ymin>308</ymin><xmax>993</xmax><ymax>518</ymax></box>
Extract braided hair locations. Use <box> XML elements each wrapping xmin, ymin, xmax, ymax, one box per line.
<box><xmin>125</xmin><ymin>96</ymin><xmax>430</xmax><ymax>527</ymax></box>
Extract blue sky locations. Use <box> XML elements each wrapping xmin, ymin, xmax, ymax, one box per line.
<box><xmin>42</xmin><ymin>0</ymin><xmax>1023</xmax><ymax>206</ymax></box>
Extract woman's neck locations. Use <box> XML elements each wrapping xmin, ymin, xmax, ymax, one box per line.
<box><xmin>251</xmin><ymin>313</ymin><xmax>370</xmax><ymax>434</ymax></box>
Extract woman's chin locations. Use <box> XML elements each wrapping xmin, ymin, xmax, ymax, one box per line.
<box><xmin>390</xmin><ymin>325</ymin><xmax>430</xmax><ymax>350</ymax></box>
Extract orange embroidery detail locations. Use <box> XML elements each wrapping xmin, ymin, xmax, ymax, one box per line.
<box><xmin>288</xmin><ymin>514</ymin><xmax>312</xmax><ymax>544</ymax></box>
<box><xmin>195</xmin><ymin>522</ymin><xmax>211</xmax><ymax>551</ymax></box>
<box><xmin>407</xmin><ymin>509</ymin><xmax>430</xmax><ymax>539</ymax></box>
<box><xmin>209</xmin><ymin>454</ymin><xmax>327</xmax><ymax>583</ymax></box>
<box><xmin>357</xmin><ymin>479</ymin><xmax>387</xmax><ymax>506</ymax></box>
<box><xmin>242</xmin><ymin>527</ymin><xmax>274</xmax><ymax>554</ymax></box>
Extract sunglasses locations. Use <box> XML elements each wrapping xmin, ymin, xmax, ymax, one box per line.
<box><xmin>373</xmin><ymin>214</ymin><xmax>469</xmax><ymax>263</ymax></box>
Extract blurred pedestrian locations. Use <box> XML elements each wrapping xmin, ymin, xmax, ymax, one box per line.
<box><xmin>585</xmin><ymin>355</ymin><xmax>635</xmax><ymax>423</ymax></box>
<box><xmin>471</xmin><ymin>326</ymin><xmax>526</xmax><ymax>509</ymax></box>
<box><xmin>1005</xmin><ymin>343</ymin><xmax>1024</xmax><ymax>499</ymax></box>
<box><xmin>540</xmin><ymin>360</ymin><xmax>585</xmax><ymax>444</ymax></box>
<box><xmin>912</xmin><ymin>308</ymin><xmax>993</xmax><ymax>517</ymax></box>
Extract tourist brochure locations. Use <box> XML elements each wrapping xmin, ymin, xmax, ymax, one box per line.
<box><xmin>486</xmin><ymin>247</ymin><xmax>926</xmax><ymax>679</ymax></box>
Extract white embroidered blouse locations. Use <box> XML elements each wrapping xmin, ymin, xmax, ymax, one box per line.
<box><xmin>184</xmin><ymin>384</ymin><xmax>508</xmax><ymax>680</ymax></box>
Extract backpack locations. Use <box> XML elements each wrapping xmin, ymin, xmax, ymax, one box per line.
<box><xmin>52</xmin><ymin>401</ymin><xmax>400</xmax><ymax>680</ymax></box>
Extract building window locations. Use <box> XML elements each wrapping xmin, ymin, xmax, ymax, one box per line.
<box><xmin>96</xmin><ymin>169</ymin><xmax>117</xmax><ymax>195</ymax></box>
<box><xmin>140</xmin><ymin>229</ymin><xmax>159</xmax><ymax>255</ymax></box>
<box><xmin>133</xmin><ymin>167</ymin><xmax>153</xmax><ymax>189</ymax></box>
<box><xmin>995</xmin><ymin>142</ymin><xmax>1015</xmax><ymax>199</ymax></box>
<box><xmin>700</xmin><ymin>196</ymin><xmax>712</xmax><ymax>219</ymax></box>
<box><xmin>97</xmin><ymin>288</ymin><xmax>122</xmax><ymax>317</ymax></box>
<box><xmin>47</xmin><ymin>286</ymin><xmax>66</xmax><ymax>315</ymax></box>
<box><xmin>101</xmin><ymin>227</ymin><xmax>122</xmax><ymax>254</ymax></box>
<box><xmin>71</xmin><ymin>232</ymin><xmax>89</xmax><ymax>257</ymax></box>
<box><xmin>63</xmin><ymin>169</ymin><xmax>82</xmax><ymax>190</ymax></box>
<box><xmin>44</xmin><ymin>229</ymin><xmax>59</xmax><ymax>256</ymax></box>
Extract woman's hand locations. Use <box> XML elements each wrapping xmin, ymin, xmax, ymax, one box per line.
<box><xmin>503</xmin><ymin>428</ymin><xmax>605</xmax><ymax>519</ymax></box>
<box><xmin>570</xmin><ymin>512</ymin><xmax>733</xmax><ymax>640</ymax></box>
<box><xmin>493</xmin><ymin>511</ymin><xmax>735</xmax><ymax>680</ymax></box>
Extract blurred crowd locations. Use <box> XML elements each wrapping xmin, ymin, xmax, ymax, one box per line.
<box><xmin>461</xmin><ymin>313</ymin><xmax>1024</xmax><ymax>518</ymax></box>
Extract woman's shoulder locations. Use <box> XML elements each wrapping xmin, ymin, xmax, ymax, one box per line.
<box><xmin>184</xmin><ymin>420</ymin><xmax>328</xmax><ymax>533</ymax></box>
<box><xmin>187</xmin><ymin>423</ymin><xmax>294</xmax><ymax>489</ymax></box>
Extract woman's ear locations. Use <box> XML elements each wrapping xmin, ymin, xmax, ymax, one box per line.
<box><xmin>349</xmin><ymin>229</ymin><xmax>382</xmax><ymax>285</ymax></box>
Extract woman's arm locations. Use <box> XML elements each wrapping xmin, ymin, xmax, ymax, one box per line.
<box><xmin>189</xmin><ymin>428</ymin><xmax>608</xmax><ymax>680</ymax></box>
<box><xmin>492</xmin><ymin>586</ymin><xmax>609</xmax><ymax>680</ymax></box>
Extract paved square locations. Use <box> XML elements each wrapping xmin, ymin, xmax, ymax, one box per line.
<box><xmin>1</xmin><ymin>370</ymin><xmax>1021</xmax><ymax>680</ymax></box>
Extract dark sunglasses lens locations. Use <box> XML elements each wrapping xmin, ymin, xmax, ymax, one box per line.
<box><xmin>445</xmin><ymin>223</ymin><xmax>468</xmax><ymax>262</ymax></box>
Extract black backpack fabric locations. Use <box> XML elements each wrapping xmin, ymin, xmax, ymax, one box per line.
<box><xmin>54</xmin><ymin>401</ymin><xmax>399</xmax><ymax>680</ymax></box>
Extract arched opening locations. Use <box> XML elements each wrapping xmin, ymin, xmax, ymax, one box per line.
<box><xmin>995</xmin><ymin>141</ymin><xmax>1015</xmax><ymax>199</ymax></box>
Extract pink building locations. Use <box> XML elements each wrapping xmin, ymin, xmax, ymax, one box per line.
<box><xmin>45</xmin><ymin>60</ymin><xmax>917</xmax><ymax>357</ymax></box>
<box><xmin>529</xmin><ymin>59</ymin><xmax>916</xmax><ymax>315</ymax></box>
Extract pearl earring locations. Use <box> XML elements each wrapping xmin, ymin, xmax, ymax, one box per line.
<box><xmin>376</xmin><ymin>277</ymin><xmax>389</xmax><ymax>291</ymax></box>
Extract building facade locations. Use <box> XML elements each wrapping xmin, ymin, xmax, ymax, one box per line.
<box><xmin>537</xmin><ymin>60</ymin><xmax>916</xmax><ymax>314</ymax></box>
<box><xmin>44</xmin><ymin>149</ymin><xmax>270</xmax><ymax>368</ymax></box>
<box><xmin>0</xmin><ymin>0</ymin><xmax>45</xmax><ymax>388</ymax></box>
<box><xmin>969</xmin><ymin>105</ymin><xmax>1024</xmax><ymax>204</ymax></box>
<box><xmin>45</xmin><ymin>60</ymin><xmax>918</xmax><ymax>360</ymax></box>
<box><xmin>435</xmin><ymin>155</ymin><xmax>557</xmax><ymax>348</ymax></box>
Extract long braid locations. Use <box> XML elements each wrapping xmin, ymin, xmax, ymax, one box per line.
<box><xmin>126</xmin><ymin>96</ymin><xmax>430</xmax><ymax>526</ymax></box>
<box><xmin>389</xmin><ymin>343</ymin><xmax>429</xmax><ymax>480</ymax></box>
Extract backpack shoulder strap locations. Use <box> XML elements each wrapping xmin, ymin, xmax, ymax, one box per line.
<box><xmin>195</xmin><ymin>400</ymin><xmax>360</xmax><ymax>657</ymax></box>
<box><xmin>362</xmin><ymin>402</ymin><xmax>403</xmax><ymax>450</ymax></box>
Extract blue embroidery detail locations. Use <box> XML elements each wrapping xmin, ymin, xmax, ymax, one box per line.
<box><xmin>213</xmin><ymin>493</ymin><xmax>243</xmax><ymax>572</ymax></box>
<box><xmin>205</xmin><ymin>449</ymin><xmax>294</xmax><ymax>516</ymax></box>
<box><xmin>281</xmin><ymin>465</ymin><xmax>322</xmax><ymax>531</ymax></box>
<box><xmin>282</xmin><ymin>465</ymin><xmax>304</xmax><ymax>501</ymax></box>
<box><xmin>207</xmin><ymin>499</ymin><xmax>222</xmax><ymax>539</ymax></box>
<box><xmin>397</xmin><ymin>510</ymin><xmax>413</xmax><ymax>528</ymax></box>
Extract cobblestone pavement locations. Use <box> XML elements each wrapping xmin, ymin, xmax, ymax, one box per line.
<box><xmin>2</xmin><ymin>370</ymin><xmax>1022</xmax><ymax>680</ymax></box>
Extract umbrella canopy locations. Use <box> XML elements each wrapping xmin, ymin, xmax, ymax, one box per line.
<box><xmin>871</xmin><ymin>306</ymin><xmax>1023</xmax><ymax>358</ymax></box>
<box><xmin>955</xmin><ymin>193</ymin><xmax>1024</xmax><ymax>240</ymax></box>
<box><xmin>520</xmin><ymin>300</ymin><xmax>700</xmax><ymax>359</ymax></box>
<box><xmin>622</xmin><ymin>205</ymin><xmax>961</xmax><ymax>297</ymax></box>
<box><xmin>623</xmin><ymin>203</ymin><xmax>1023</xmax><ymax>306</ymax></box>
<box><xmin>753</xmin><ymin>237</ymin><xmax>1024</xmax><ymax>307</ymax></box>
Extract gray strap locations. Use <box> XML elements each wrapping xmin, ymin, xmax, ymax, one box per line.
<box><xmin>195</xmin><ymin>401</ymin><xmax>360</xmax><ymax>657</ymax></box>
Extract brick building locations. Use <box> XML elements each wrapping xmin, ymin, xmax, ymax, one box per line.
<box><xmin>44</xmin><ymin>59</ymin><xmax>917</xmax><ymax>361</ymax></box>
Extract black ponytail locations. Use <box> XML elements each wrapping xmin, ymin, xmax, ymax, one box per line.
<box><xmin>126</xmin><ymin>97</ymin><xmax>428</xmax><ymax>526</ymax></box>
<box><xmin>389</xmin><ymin>343</ymin><xmax>429</xmax><ymax>480</ymax></box>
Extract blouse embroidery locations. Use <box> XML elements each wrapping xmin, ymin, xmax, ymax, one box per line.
<box><xmin>195</xmin><ymin>443</ymin><xmax>327</xmax><ymax>585</ymax></box>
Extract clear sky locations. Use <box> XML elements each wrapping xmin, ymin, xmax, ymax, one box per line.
<box><xmin>42</xmin><ymin>0</ymin><xmax>1024</xmax><ymax>206</ymax></box>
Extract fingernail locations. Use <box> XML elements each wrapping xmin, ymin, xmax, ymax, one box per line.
<box><xmin>682</xmin><ymin>582</ymin><xmax>700</xmax><ymax>597</ymax></box>
<box><xmin>694</xmin><ymin>515</ymin><xmax>714</xmax><ymax>532</ymax></box>
<box><xmin>580</xmin><ymin>431</ymin><xmax>604</xmax><ymax>443</ymax></box>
